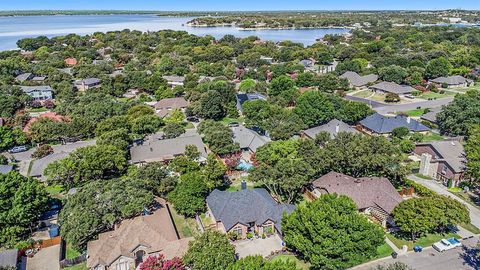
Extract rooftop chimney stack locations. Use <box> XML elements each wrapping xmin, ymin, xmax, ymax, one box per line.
<box><xmin>406</xmin><ymin>117</ymin><xmax>411</xmax><ymax>123</ymax></box>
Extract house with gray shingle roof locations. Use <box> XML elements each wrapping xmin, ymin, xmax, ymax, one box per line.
<box><xmin>415</xmin><ymin>140</ymin><xmax>465</xmax><ymax>186</ymax></box>
<box><xmin>0</xmin><ymin>165</ymin><xmax>14</xmax><ymax>174</ymax></box>
<box><xmin>206</xmin><ymin>188</ymin><xmax>295</xmax><ymax>239</ymax></box>
<box><xmin>340</xmin><ymin>71</ymin><xmax>378</xmax><ymax>88</ymax></box>
<box><xmin>236</xmin><ymin>93</ymin><xmax>267</xmax><ymax>112</ymax></box>
<box><xmin>20</xmin><ymin>86</ymin><xmax>53</xmax><ymax>101</ymax></box>
<box><xmin>232</xmin><ymin>125</ymin><xmax>270</xmax><ymax>153</ymax></box>
<box><xmin>74</xmin><ymin>78</ymin><xmax>101</xmax><ymax>92</ymax></box>
<box><xmin>310</xmin><ymin>171</ymin><xmax>403</xmax><ymax>227</ymax></box>
<box><xmin>302</xmin><ymin>119</ymin><xmax>359</xmax><ymax>139</ymax></box>
<box><xmin>420</xmin><ymin>107</ymin><xmax>442</xmax><ymax>125</ymax></box>
<box><xmin>15</xmin><ymin>72</ymin><xmax>34</xmax><ymax>82</ymax></box>
<box><xmin>0</xmin><ymin>249</ymin><xmax>18</xmax><ymax>269</ymax></box>
<box><xmin>359</xmin><ymin>113</ymin><xmax>430</xmax><ymax>135</ymax></box>
<box><xmin>430</xmin><ymin>75</ymin><xmax>473</xmax><ymax>88</ymax></box>
<box><xmin>162</xmin><ymin>75</ymin><xmax>185</xmax><ymax>88</ymax></box>
<box><xmin>369</xmin><ymin>81</ymin><xmax>414</xmax><ymax>95</ymax></box>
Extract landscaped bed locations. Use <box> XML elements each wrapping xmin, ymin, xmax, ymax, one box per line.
<box><xmin>269</xmin><ymin>254</ymin><xmax>310</xmax><ymax>270</ymax></box>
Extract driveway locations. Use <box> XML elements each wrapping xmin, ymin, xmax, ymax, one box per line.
<box><xmin>351</xmin><ymin>236</ymin><xmax>479</xmax><ymax>270</ymax></box>
<box><xmin>234</xmin><ymin>234</ymin><xmax>284</xmax><ymax>258</ymax></box>
<box><xmin>408</xmin><ymin>175</ymin><xmax>480</xmax><ymax>229</ymax></box>
<box><xmin>26</xmin><ymin>244</ymin><xmax>60</xmax><ymax>270</ymax></box>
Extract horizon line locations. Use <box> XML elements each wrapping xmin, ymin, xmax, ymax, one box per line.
<box><xmin>1</xmin><ymin>9</ymin><xmax>479</xmax><ymax>12</ymax></box>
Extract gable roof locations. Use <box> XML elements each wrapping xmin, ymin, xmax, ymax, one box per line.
<box><xmin>75</xmin><ymin>78</ymin><xmax>101</xmax><ymax>86</ymax></box>
<box><xmin>430</xmin><ymin>75</ymin><xmax>472</xmax><ymax>85</ymax></box>
<box><xmin>340</xmin><ymin>71</ymin><xmax>378</xmax><ymax>87</ymax></box>
<box><xmin>232</xmin><ymin>126</ymin><xmax>270</xmax><ymax>152</ymax></box>
<box><xmin>162</xmin><ymin>75</ymin><xmax>185</xmax><ymax>83</ymax></box>
<box><xmin>312</xmin><ymin>172</ymin><xmax>403</xmax><ymax>214</ymax></box>
<box><xmin>130</xmin><ymin>131</ymin><xmax>207</xmax><ymax>164</ymax></box>
<box><xmin>15</xmin><ymin>72</ymin><xmax>33</xmax><ymax>82</ymax></box>
<box><xmin>420</xmin><ymin>107</ymin><xmax>442</xmax><ymax>123</ymax></box>
<box><xmin>303</xmin><ymin>119</ymin><xmax>359</xmax><ymax>139</ymax></box>
<box><xmin>206</xmin><ymin>189</ymin><xmax>295</xmax><ymax>233</ymax></box>
<box><xmin>416</xmin><ymin>141</ymin><xmax>465</xmax><ymax>173</ymax></box>
<box><xmin>154</xmin><ymin>97</ymin><xmax>190</xmax><ymax>110</ymax></box>
<box><xmin>370</xmin><ymin>81</ymin><xmax>414</xmax><ymax>95</ymax></box>
<box><xmin>20</xmin><ymin>85</ymin><xmax>53</xmax><ymax>93</ymax></box>
<box><xmin>360</xmin><ymin>113</ymin><xmax>430</xmax><ymax>134</ymax></box>
<box><xmin>0</xmin><ymin>165</ymin><xmax>14</xmax><ymax>174</ymax></box>
<box><xmin>87</xmin><ymin>198</ymin><xmax>191</xmax><ymax>268</ymax></box>
<box><xmin>0</xmin><ymin>249</ymin><xmax>18</xmax><ymax>268</ymax></box>
<box><xmin>236</xmin><ymin>93</ymin><xmax>267</xmax><ymax>106</ymax></box>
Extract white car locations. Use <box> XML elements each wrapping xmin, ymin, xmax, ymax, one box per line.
<box><xmin>432</xmin><ymin>238</ymin><xmax>462</xmax><ymax>252</ymax></box>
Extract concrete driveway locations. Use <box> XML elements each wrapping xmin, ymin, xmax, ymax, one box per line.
<box><xmin>26</xmin><ymin>245</ymin><xmax>60</xmax><ymax>270</ymax></box>
<box><xmin>234</xmin><ymin>234</ymin><xmax>284</xmax><ymax>258</ymax></box>
<box><xmin>351</xmin><ymin>236</ymin><xmax>479</xmax><ymax>270</ymax></box>
<box><xmin>408</xmin><ymin>175</ymin><xmax>480</xmax><ymax>229</ymax></box>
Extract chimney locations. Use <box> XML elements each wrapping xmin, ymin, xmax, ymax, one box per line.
<box><xmin>335</xmin><ymin>124</ymin><xmax>340</xmax><ymax>134</ymax></box>
<box><xmin>406</xmin><ymin>117</ymin><xmax>411</xmax><ymax>124</ymax></box>
<box><xmin>241</xmin><ymin>180</ymin><xmax>247</xmax><ymax>190</ymax></box>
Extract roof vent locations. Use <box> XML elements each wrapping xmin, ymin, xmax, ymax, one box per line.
<box><xmin>451</xmin><ymin>141</ymin><xmax>455</xmax><ymax>146</ymax></box>
<box><xmin>406</xmin><ymin>117</ymin><xmax>411</xmax><ymax>124</ymax></box>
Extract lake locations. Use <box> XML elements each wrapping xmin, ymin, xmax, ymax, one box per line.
<box><xmin>0</xmin><ymin>15</ymin><xmax>349</xmax><ymax>51</ymax></box>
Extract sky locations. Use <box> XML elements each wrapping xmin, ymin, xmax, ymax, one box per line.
<box><xmin>0</xmin><ymin>0</ymin><xmax>479</xmax><ymax>11</ymax></box>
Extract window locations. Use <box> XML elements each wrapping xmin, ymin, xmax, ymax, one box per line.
<box><xmin>115</xmin><ymin>258</ymin><xmax>130</xmax><ymax>270</ymax></box>
<box><xmin>233</xmin><ymin>226</ymin><xmax>242</xmax><ymax>236</ymax></box>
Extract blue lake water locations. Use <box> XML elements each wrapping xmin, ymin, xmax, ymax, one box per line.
<box><xmin>0</xmin><ymin>15</ymin><xmax>349</xmax><ymax>51</ymax></box>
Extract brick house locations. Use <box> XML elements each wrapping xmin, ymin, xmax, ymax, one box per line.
<box><xmin>206</xmin><ymin>188</ymin><xmax>295</xmax><ymax>239</ymax></box>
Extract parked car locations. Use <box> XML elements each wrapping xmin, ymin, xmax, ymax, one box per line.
<box><xmin>228</xmin><ymin>122</ymin><xmax>239</xmax><ymax>127</ymax></box>
<box><xmin>186</xmin><ymin>116</ymin><xmax>199</xmax><ymax>123</ymax></box>
<box><xmin>432</xmin><ymin>238</ymin><xmax>462</xmax><ymax>252</ymax></box>
<box><xmin>8</xmin><ymin>145</ymin><xmax>28</xmax><ymax>154</ymax></box>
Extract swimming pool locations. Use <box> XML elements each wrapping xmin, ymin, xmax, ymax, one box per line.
<box><xmin>237</xmin><ymin>159</ymin><xmax>254</xmax><ymax>171</ymax></box>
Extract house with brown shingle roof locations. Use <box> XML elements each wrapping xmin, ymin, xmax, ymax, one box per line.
<box><xmin>87</xmin><ymin>198</ymin><xmax>192</xmax><ymax>270</ymax></box>
<box><xmin>153</xmin><ymin>97</ymin><xmax>190</xmax><ymax>118</ymax></box>
<box><xmin>310</xmin><ymin>172</ymin><xmax>403</xmax><ymax>227</ymax></box>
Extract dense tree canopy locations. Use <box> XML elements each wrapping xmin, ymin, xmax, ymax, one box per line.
<box><xmin>437</xmin><ymin>90</ymin><xmax>480</xmax><ymax>136</ymax></box>
<box><xmin>183</xmin><ymin>231</ymin><xmax>236</xmax><ymax>270</ymax></box>
<box><xmin>282</xmin><ymin>194</ymin><xmax>385</xmax><ymax>270</ymax></box>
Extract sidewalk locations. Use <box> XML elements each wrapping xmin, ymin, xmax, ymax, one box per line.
<box><xmin>407</xmin><ymin>175</ymin><xmax>480</xmax><ymax>229</ymax></box>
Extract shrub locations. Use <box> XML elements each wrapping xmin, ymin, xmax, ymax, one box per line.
<box><xmin>405</xmin><ymin>179</ymin><xmax>436</xmax><ymax>197</ymax></box>
<box><xmin>31</xmin><ymin>144</ymin><xmax>53</xmax><ymax>159</ymax></box>
<box><xmin>385</xmin><ymin>93</ymin><xmax>400</xmax><ymax>103</ymax></box>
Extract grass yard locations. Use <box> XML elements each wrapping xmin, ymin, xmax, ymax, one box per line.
<box><xmin>270</xmin><ymin>254</ymin><xmax>310</xmax><ymax>270</ymax></box>
<box><xmin>27</xmin><ymin>108</ymin><xmax>49</xmax><ymax>113</ymax></box>
<box><xmin>418</xmin><ymin>91</ymin><xmax>455</xmax><ymax>100</ymax></box>
<box><xmin>448</xmin><ymin>190</ymin><xmax>480</xmax><ymax>211</ymax></box>
<box><xmin>170</xmin><ymin>206</ymin><xmax>199</xmax><ymax>238</ymax></box>
<box><xmin>220</xmin><ymin>117</ymin><xmax>245</xmax><ymax>125</ymax></box>
<box><xmin>375</xmin><ymin>243</ymin><xmax>394</xmax><ymax>259</ymax></box>
<box><xmin>45</xmin><ymin>185</ymin><xmax>64</xmax><ymax>198</ymax></box>
<box><xmin>386</xmin><ymin>232</ymin><xmax>461</xmax><ymax>250</ymax></box>
<box><xmin>222</xmin><ymin>177</ymin><xmax>256</xmax><ymax>192</ymax></box>
<box><xmin>66</xmin><ymin>244</ymin><xmax>82</xmax><ymax>259</ymax></box>
<box><xmin>459</xmin><ymin>222</ymin><xmax>480</xmax><ymax>234</ymax></box>
<box><xmin>64</xmin><ymin>263</ymin><xmax>87</xmax><ymax>270</ymax></box>
<box><xmin>401</xmin><ymin>108</ymin><xmax>426</xmax><ymax>117</ymax></box>
<box><xmin>414</xmin><ymin>173</ymin><xmax>432</xmax><ymax>180</ymax></box>
<box><xmin>352</xmin><ymin>90</ymin><xmax>373</xmax><ymax>98</ymax></box>
<box><xmin>421</xmin><ymin>132</ymin><xmax>444</xmax><ymax>142</ymax></box>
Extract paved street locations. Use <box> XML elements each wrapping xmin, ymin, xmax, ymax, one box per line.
<box><xmin>345</xmin><ymin>96</ymin><xmax>454</xmax><ymax>114</ymax></box>
<box><xmin>351</xmin><ymin>236</ymin><xmax>479</xmax><ymax>270</ymax></box>
<box><xmin>408</xmin><ymin>175</ymin><xmax>480</xmax><ymax>229</ymax></box>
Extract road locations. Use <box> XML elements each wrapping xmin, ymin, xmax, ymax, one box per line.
<box><xmin>351</xmin><ymin>236</ymin><xmax>479</xmax><ymax>270</ymax></box>
<box><xmin>345</xmin><ymin>96</ymin><xmax>454</xmax><ymax>115</ymax></box>
<box><xmin>408</xmin><ymin>175</ymin><xmax>480</xmax><ymax>229</ymax></box>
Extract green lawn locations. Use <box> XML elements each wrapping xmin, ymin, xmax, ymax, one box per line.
<box><xmin>459</xmin><ymin>222</ymin><xmax>480</xmax><ymax>234</ymax></box>
<box><xmin>270</xmin><ymin>254</ymin><xmax>310</xmax><ymax>270</ymax></box>
<box><xmin>64</xmin><ymin>263</ymin><xmax>87</xmax><ymax>270</ymax></box>
<box><xmin>386</xmin><ymin>232</ymin><xmax>460</xmax><ymax>250</ymax></box>
<box><xmin>45</xmin><ymin>185</ymin><xmax>64</xmax><ymax>197</ymax></box>
<box><xmin>421</xmin><ymin>132</ymin><xmax>444</xmax><ymax>142</ymax></box>
<box><xmin>401</xmin><ymin>108</ymin><xmax>425</xmax><ymax>117</ymax></box>
<box><xmin>27</xmin><ymin>108</ymin><xmax>49</xmax><ymax>113</ymax></box>
<box><xmin>414</xmin><ymin>173</ymin><xmax>432</xmax><ymax>180</ymax></box>
<box><xmin>375</xmin><ymin>243</ymin><xmax>394</xmax><ymax>259</ymax></box>
<box><xmin>220</xmin><ymin>117</ymin><xmax>245</xmax><ymax>125</ymax></box>
<box><xmin>419</xmin><ymin>91</ymin><xmax>455</xmax><ymax>100</ymax></box>
<box><xmin>448</xmin><ymin>190</ymin><xmax>480</xmax><ymax>211</ymax></box>
<box><xmin>66</xmin><ymin>244</ymin><xmax>82</xmax><ymax>259</ymax></box>
<box><xmin>170</xmin><ymin>206</ymin><xmax>198</xmax><ymax>238</ymax></box>
<box><xmin>352</xmin><ymin>90</ymin><xmax>373</xmax><ymax>98</ymax></box>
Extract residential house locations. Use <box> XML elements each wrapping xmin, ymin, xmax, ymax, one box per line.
<box><xmin>430</xmin><ymin>75</ymin><xmax>474</xmax><ymax>88</ymax></box>
<box><xmin>232</xmin><ymin>125</ymin><xmax>270</xmax><ymax>153</ymax></box>
<box><xmin>153</xmin><ymin>97</ymin><xmax>190</xmax><ymax>118</ymax></box>
<box><xmin>30</xmin><ymin>140</ymin><xmax>96</xmax><ymax>180</ymax></box>
<box><xmin>23</xmin><ymin>112</ymin><xmax>66</xmax><ymax>133</ymax></box>
<box><xmin>358</xmin><ymin>113</ymin><xmax>430</xmax><ymax>135</ymax></box>
<box><xmin>206</xmin><ymin>188</ymin><xmax>295</xmax><ymax>239</ymax></box>
<box><xmin>20</xmin><ymin>86</ymin><xmax>53</xmax><ymax>101</ymax></box>
<box><xmin>369</xmin><ymin>81</ymin><xmax>415</xmax><ymax>96</ymax></box>
<box><xmin>260</xmin><ymin>56</ymin><xmax>274</xmax><ymax>64</ymax></box>
<box><xmin>64</xmin><ymin>58</ymin><xmax>78</xmax><ymax>66</ymax></box>
<box><xmin>299</xmin><ymin>59</ymin><xmax>315</xmax><ymax>68</ymax></box>
<box><xmin>87</xmin><ymin>198</ymin><xmax>192</xmax><ymax>270</ymax></box>
<box><xmin>302</xmin><ymin>119</ymin><xmax>359</xmax><ymax>139</ymax></box>
<box><xmin>415</xmin><ymin>141</ymin><xmax>466</xmax><ymax>186</ymax></box>
<box><xmin>0</xmin><ymin>165</ymin><xmax>13</xmax><ymax>174</ymax></box>
<box><xmin>310</xmin><ymin>172</ymin><xmax>403</xmax><ymax>227</ymax></box>
<box><xmin>340</xmin><ymin>71</ymin><xmax>378</xmax><ymax>89</ymax></box>
<box><xmin>0</xmin><ymin>249</ymin><xmax>18</xmax><ymax>269</ymax></box>
<box><xmin>123</xmin><ymin>89</ymin><xmax>141</xmax><ymax>99</ymax></box>
<box><xmin>420</xmin><ymin>107</ymin><xmax>442</xmax><ymax>125</ymax></box>
<box><xmin>235</xmin><ymin>93</ymin><xmax>267</xmax><ymax>112</ymax></box>
<box><xmin>74</xmin><ymin>78</ymin><xmax>102</xmax><ymax>92</ymax></box>
<box><xmin>162</xmin><ymin>75</ymin><xmax>185</xmax><ymax>88</ymax></box>
<box><xmin>15</xmin><ymin>72</ymin><xmax>34</xmax><ymax>82</ymax></box>
<box><xmin>129</xmin><ymin>131</ymin><xmax>207</xmax><ymax>165</ymax></box>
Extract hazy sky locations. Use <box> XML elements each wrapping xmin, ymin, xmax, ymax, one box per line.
<box><xmin>0</xmin><ymin>0</ymin><xmax>479</xmax><ymax>11</ymax></box>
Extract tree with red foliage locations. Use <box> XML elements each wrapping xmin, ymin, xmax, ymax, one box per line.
<box><xmin>139</xmin><ymin>254</ymin><xmax>184</xmax><ymax>270</ymax></box>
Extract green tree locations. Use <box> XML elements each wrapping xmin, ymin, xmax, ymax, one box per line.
<box><xmin>239</xmin><ymin>78</ymin><xmax>257</xmax><ymax>92</ymax></box>
<box><xmin>426</xmin><ymin>57</ymin><xmax>451</xmax><ymax>79</ymax></box>
<box><xmin>466</xmin><ymin>125</ymin><xmax>480</xmax><ymax>184</ymax></box>
<box><xmin>44</xmin><ymin>145</ymin><xmax>127</xmax><ymax>188</ymax></box>
<box><xmin>131</xmin><ymin>162</ymin><xmax>177</xmax><ymax>197</ymax></box>
<box><xmin>169</xmin><ymin>155</ymin><xmax>201</xmax><ymax>175</ymax></box>
<box><xmin>294</xmin><ymin>91</ymin><xmax>336</xmax><ymax>127</ymax></box>
<box><xmin>227</xmin><ymin>255</ymin><xmax>299</xmax><ymax>270</ymax></box>
<box><xmin>202</xmin><ymin>154</ymin><xmax>227</xmax><ymax>190</ymax></box>
<box><xmin>183</xmin><ymin>231</ymin><xmax>236</xmax><ymax>270</ymax></box>
<box><xmin>97</xmin><ymin>128</ymin><xmax>130</xmax><ymax>151</ymax></box>
<box><xmin>168</xmin><ymin>172</ymin><xmax>208</xmax><ymax>217</ymax></box>
<box><xmin>0</xmin><ymin>172</ymin><xmax>48</xmax><ymax>248</ymax></box>
<box><xmin>0</xmin><ymin>126</ymin><xmax>14</xmax><ymax>151</ymax></box>
<box><xmin>391</xmin><ymin>127</ymin><xmax>410</xmax><ymax>139</ymax></box>
<box><xmin>437</xmin><ymin>90</ymin><xmax>480</xmax><ymax>136</ymax></box>
<box><xmin>163</xmin><ymin>122</ymin><xmax>186</xmax><ymax>139</ymax></box>
<box><xmin>282</xmin><ymin>194</ymin><xmax>385</xmax><ymax>270</ymax></box>
<box><xmin>198</xmin><ymin>120</ymin><xmax>239</xmax><ymax>155</ymax></box>
<box><xmin>164</xmin><ymin>109</ymin><xmax>185</xmax><ymax>125</ymax></box>
<box><xmin>269</xmin><ymin>75</ymin><xmax>298</xmax><ymax>103</ymax></box>
<box><xmin>59</xmin><ymin>177</ymin><xmax>154</xmax><ymax>250</ymax></box>
<box><xmin>130</xmin><ymin>115</ymin><xmax>162</xmax><ymax>136</ymax></box>
<box><xmin>378</xmin><ymin>65</ymin><xmax>408</xmax><ymax>84</ymax></box>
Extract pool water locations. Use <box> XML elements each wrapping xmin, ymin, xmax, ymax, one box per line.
<box><xmin>237</xmin><ymin>159</ymin><xmax>254</xmax><ymax>171</ymax></box>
